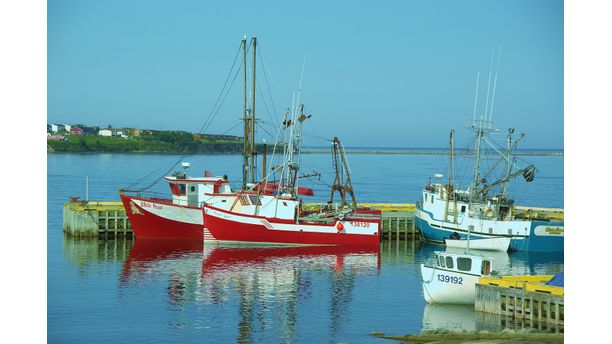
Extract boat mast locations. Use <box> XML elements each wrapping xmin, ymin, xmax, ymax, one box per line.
<box><xmin>502</xmin><ymin>128</ymin><xmax>513</xmax><ymax>200</ymax></box>
<box><xmin>470</xmin><ymin>123</ymin><xmax>484</xmax><ymax>202</ymax></box>
<box><xmin>250</xmin><ymin>37</ymin><xmax>257</xmax><ymax>184</ymax></box>
<box><xmin>242</xmin><ymin>37</ymin><xmax>249</xmax><ymax>188</ymax></box>
<box><xmin>444</xmin><ymin>129</ymin><xmax>456</xmax><ymax>222</ymax></box>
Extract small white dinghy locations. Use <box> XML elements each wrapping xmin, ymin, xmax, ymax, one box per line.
<box><xmin>420</xmin><ymin>251</ymin><xmax>493</xmax><ymax>304</ymax></box>
<box><xmin>444</xmin><ymin>237</ymin><xmax>510</xmax><ymax>252</ymax></box>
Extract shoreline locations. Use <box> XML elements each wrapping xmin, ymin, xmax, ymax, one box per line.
<box><xmin>47</xmin><ymin>149</ymin><xmax>564</xmax><ymax>156</ymax></box>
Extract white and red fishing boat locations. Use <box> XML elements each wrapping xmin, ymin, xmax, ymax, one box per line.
<box><xmin>202</xmin><ymin>95</ymin><xmax>382</xmax><ymax>246</ymax></box>
<box><xmin>118</xmin><ymin>37</ymin><xmax>258</xmax><ymax>240</ymax></box>
<box><xmin>120</xmin><ymin>165</ymin><xmax>237</xmax><ymax>239</ymax></box>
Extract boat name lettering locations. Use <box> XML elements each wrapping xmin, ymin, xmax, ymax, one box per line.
<box><xmin>437</xmin><ymin>274</ymin><xmax>463</xmax><ymax>284</ymax></box>
<box><xmin>351</xmin><ymin>221</ymin><xmax>370</xmax><ymax>228</ymax></box>
<box><xmin>140</xmin><ymin>201</ymin><xmax>163</xmax><ymax>210</ymax></box>
<box><xmin>545</xmin><ymin>227</ymin><xmax>563</xmax><ymax>235</ymax></box>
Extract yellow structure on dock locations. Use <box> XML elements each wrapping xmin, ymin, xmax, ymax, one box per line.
<box><xmin>475</xmin><ymin>275</ymin><xmax>564</xmax><ymax>329</ymax></box>
<box><xmin>63</xmin><ymin>200</ymin><xmax>131</xmax><ymax>238</ymax></box>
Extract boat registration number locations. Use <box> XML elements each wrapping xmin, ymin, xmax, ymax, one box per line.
<box><xmin>437</xmin><ymin>274</ymin><xmax>463</xmax><ymax>284</ymax></box>
<box><xmin>351</xmin><ymin>221</ymin><xmax>370</xmax><ymax>228</ymax></box>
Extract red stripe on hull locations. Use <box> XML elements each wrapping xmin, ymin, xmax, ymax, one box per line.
<box><xmin>120</xmin><ymin>194</ymin><xmax>202</xmax><ymax>240</ymax></box>
<box><xmin>204</xmin><ymin>208</ymin><xmax>380</xmax><ymax>246</ymax></box>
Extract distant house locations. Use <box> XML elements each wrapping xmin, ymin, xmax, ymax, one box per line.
<box><xmin>98</xmin><ymin>129</ymin><xmax>112</xmax><ymax>137</ymax></box>
<box><xmin>50</xmin><ymin>124</ymin><xmax>58</xmax><ymax>132</ymax></box>
<box><xmin>129</xmin><ymin>129</ymin><xmax>141</xmax><ymax>136</ymax></box>
<box><xmin>70</xmin><ymin>127</ymin><xmax>83</xmax><ymax>135</ymax></box>
<box><xmin>47</xmin><ymin>135</ymin><xmax>66</xmax><ymax>141</ymax></box>
<box><xmin>193</xmin><ymin>134</ymin><xmax>201</xmax><ymax>141</ymax></box>
<box><xmin>82</xmin><ymin>126</ymin><xmax>98</xmax><ymax>135</ymax></box>
<box><xmin>63</xmin><ymin>124</ymin><xmax>72</xmax><ymax>132</ymax></box>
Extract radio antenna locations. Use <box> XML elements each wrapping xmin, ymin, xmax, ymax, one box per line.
<box><xmin>483</xmin><ymin>47</ymin><xmax>495</xmax><ymax>127</ymax></box>
<box><xmin>472</xmin><ymin>72</ymin><xmax>480</xmax><ymax>123</ymax></box>
<box><xmin>488</xmin><ymin>48</ymin><xmax>502</xmax><ymax>122</ymax></box>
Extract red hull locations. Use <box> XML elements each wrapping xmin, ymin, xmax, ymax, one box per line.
<box><xmin>203</xmin><ymin>205</ymin><xmax>381</xmax><ymax>246</ymax></box>
<box><xmin>120</xmin><ymin>193</ymin><xmax>203</xmax><ymax>240</ymax></box>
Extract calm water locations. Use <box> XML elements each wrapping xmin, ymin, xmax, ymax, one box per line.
<box><xmin>48</xmin><ymin>153</ymin><xmax>564</xmax><ymax>343</ymax></box>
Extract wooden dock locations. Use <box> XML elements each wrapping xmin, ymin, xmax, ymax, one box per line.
<box><xmin>63</xmin><ymin>200</ymin><xmax>418</xmax><ymax>240</ymax></box>
<box><xmin>475</xmin><ymin>276</ymin><xmax>564</xmax><ymax>329</ymax></box>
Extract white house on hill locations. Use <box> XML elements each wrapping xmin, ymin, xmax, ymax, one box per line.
<box><xmin>98</xmin><ymin>129</ymin><xmax>112</xmax><ymax>137</ymax></box>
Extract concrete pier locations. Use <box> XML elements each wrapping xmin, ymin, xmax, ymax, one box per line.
<box><xmin>63</xmin><ymin>200</ymin><xmax>132</xmax><ymax>239</ymax></box>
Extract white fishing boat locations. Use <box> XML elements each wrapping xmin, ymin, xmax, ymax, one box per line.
<box><xmin>414</xmin><ymin>55</ymin><xmax>564</xmax><ymax>252</ymax></box>
<box><xmin>420</xmin><ymin>250</ymin><xmax>494</xmax><ymax>304</ymax></box>
<box><xmin>444</xmin><ymin>236</ymin><xmax>510</xmax><ymax>252</ymax></box>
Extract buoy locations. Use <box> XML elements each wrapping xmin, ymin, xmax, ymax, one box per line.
<box><xmin>337</xmin><ymin>222</ymin><xmax>344</xmax><ymax>232</ymax></box>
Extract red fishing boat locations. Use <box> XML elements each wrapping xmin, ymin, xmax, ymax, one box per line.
<box><xmin>202</xmin><ymin>96</ymin><xmax>382</xmax><ymax>246</ymax></box>
<box><xmin>120</xmin><ymin>166</ymin><xmax>237</xmax><ymax>239</ymax></box>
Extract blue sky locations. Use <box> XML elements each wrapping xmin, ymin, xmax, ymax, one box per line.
<box><xmin>48</xmin><ymin>0</ymin><xmax>563</xmax><ymax>149</ymax></box>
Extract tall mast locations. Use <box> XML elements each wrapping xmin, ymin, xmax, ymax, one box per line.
<box><xmin>250</xmin><ymin>37</ymin><xmax>257</xmax><ymax>184</ymax></box>
<box><xmin>501</xmin><ymin>128</ymin><xmax>514</xmax><ymax>200</ymax></box>
<box><xmin>242</xmin><ymin>37</ymin><xmax>248</xmax><ymax>188</ymax></box>
<box><xmin>471</xmin><ymin>124</ymin><xmax>484</xmax><ymax>201</ymax></box>
<box><xmin>444</xmin><ymin>129</ymin><xmax>455</xmax><ymax>222</ymax></box>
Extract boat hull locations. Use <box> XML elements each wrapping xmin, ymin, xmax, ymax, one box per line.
<box><xmin>420</xmin><ymin>264</ymin><xmax>480</xmax><ymax>304</ymax></box>
<box><xmin>120</xmin><ymin>193</ymin><xmax>203</xmax><ymax>239</ymax></box>
<box><xmin>203</xmin><ymin>205</ymin><xmax>381</xmax><ymax>246</ymax></box>
<box><xmin>444</xmin><ymin>237</ymin><xmax>510</xmax><ymax>252</ymax></box>
<box><xmin>415</xmin><ymin>206</ymin><xmax>564</xmax><ymax>252</ymax></box>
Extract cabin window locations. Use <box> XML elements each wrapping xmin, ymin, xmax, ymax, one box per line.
<box><xmin>457</xmin><ymin>257</ymin><xmax>472</xmax><ymax>272</ymax></box>
<box><xmin>438</xmin><ymin>256</ymin><xmax>445</xmax><ymax>268</ymax></box>
<box><xmin>248</xmin><ymin>195</ymin><xmax>262</xmax><ymax>206</ymax></box>
<box><xmin>239</xmin><ymin>195</ymin><xmax>250</xmax><ymax>206</ymax></box>
<box><xmin>489</xmin><ymin>227</ymin><xmax>493</xmax><ymax>234</ymax></box>
<box><xmin>481</xmin><ymin>260</ymin><xmax>491</xmax><ymax>275</ymax></box>
<box><xmin>190</xmin><ymin>185</ymin><xmax>196</xmax><ymax>193</ymax></box>
<box><xmin>461</xmin><ymin>205</ymin><xmax>466</xmax><ymax>213</ymax></box>
<box><xmin>445</xmin><ymin>256</ymin><xmax>454</xmax><ymax>269</ymax></box>
<box><xmin>425</xmin><ymin>194</ymin><xmax>428</xmax><ymax>202</ymax></box>
<box><xmin>431</xmin><ymin>195</ymin><xmax>434</xmax><ymax>204</ymax></box>
<box><xmin>178</xmin><ymin>184</ymin><xmax>186</xmax><ymax>196</ymax></box>
<box><xmin>508</xmin><ymin>229</ymin><xmax>512</xmax><ymax>235</ymax></box>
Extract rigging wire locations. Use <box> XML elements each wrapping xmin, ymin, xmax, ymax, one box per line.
<box><xmin>122</xmin><ymin>40</ymin><xmax>248</xmax><ymax>192</ymax></box>
<box><xmin>257</xmin><ymin>46</ymin><xmax>280</xmax><ymax>129</ymax></box>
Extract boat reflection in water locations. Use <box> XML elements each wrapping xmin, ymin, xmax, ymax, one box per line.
<box><xmin>120</xmin><ymin>239</ymin><xmax>381</xmax><ymax>342</ymax></box>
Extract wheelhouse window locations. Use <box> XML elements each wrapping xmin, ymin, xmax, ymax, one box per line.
<box><xmin>190</xmin><ymin>185</ymin><xmax>196</xmax><ymax>193</ymax></box>
<box><xmin>239</xmin><ymin>195</ymin><xmax>251</xmax><ymax>206</ymax></box>
<box><xmin>438</xmin><ymin>255</ymin><xmax>446</xmax><ymax>268</ymax></box>
<box><xmin>425</xmin><ymin>194</ymin><xmax>428</xmax><ymax>202</ymax></box>
<box><xmin>178</xmin><ymin>184</ymin><xmax>186</xmax><ymax>196</ymax></box>
<box><xmin>431</xmin><ymin>195</ymin><xmax>434</xmax><ymax>204</ymax></box>
<box><xmin>481</xmin><ymin>260</ymin><xmax>491</xmax><ymax>275</ymax></box>
<box><xmin>461</xmin><ymin>205</ymin><xmax>466</xmax><ymax>213</ymax></box>
<box><xmin>248</xmin><ymin>195</ymin><xmax>262</xmax><ymax>206</ymax></box>
<box><xmin>445</xmin><ymin>256</ymin><xmax>454</xmax><ymax>269</ymax></box>
<box><xmin>457</xmin><ymin>257</ymin><xmax>472</xmax><ymax>272</ymax></box>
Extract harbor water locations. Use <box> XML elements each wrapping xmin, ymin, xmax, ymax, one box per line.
<box><xmin>48</xmin><ymin>152</ymin><xmax>564</xmax><ymax>343</ymax></box>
